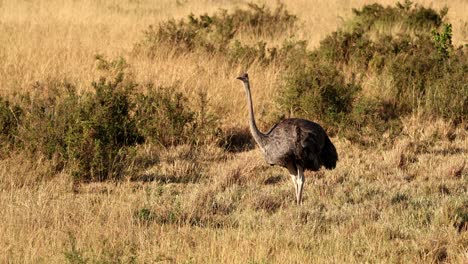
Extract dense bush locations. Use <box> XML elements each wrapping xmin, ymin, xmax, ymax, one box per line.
<box><xmin>17</xmin><ymin>81</ymin><xmax>79</xmax><ymax>158</ymax></box>
<box><xmin>0</xmin><ymin>57</ymin><xmax>217</xmax><ymax>181</ymax></box>
<box><xmin>68</xmin><ymin>75</ymin><xmax>143</xmax><ymax>181</ymax></box>
<box><xmin>137</xmin><ymin>3</ymin><xmax>297</xmax><ymax>66</ymax></box>
<box><xmin>12</xmin><ymin>76</ymin><xmax>143</xmax><ymax>181</ymax></box>
<box><xmin>227</xmin><ymin>38</ymin><xmax>309</xmax><ymax>66</ymax></box>
<box><xmin>277</xmin><ymin>1</ymin><xmax>467</xmax><ymax>142</ymax></box>
<box><xmin>319</xmin><ymin>29</ymin><xmax>374</xmax><ymax>70</ymax></box>
<box><xmin>135</xmin><ymin>84</ymin><xmax>195</xmax><ymax>146</ymax></box>
<box><xmin>0</xmin><ymin>98</ymin><xmax>21</xmax><ymax>145</ymax></box>
<box><xmin>319</xmin><ymin>1</ymin><xmax>447</xmax><ymax>71</ymax></box>
<box><xmin>143</xmin><ymin>3</ymin><xmax>295</xmax><ymax>51</ymax></box>
<box><xmin>348</xmin><ymin>0</ymin><xmax>444</xmax><ymax>32</ymax></box>
<box><xmin>279</xmin><ymin>60</ymin><xmax>361</xmax><ymax>127</ymax></box>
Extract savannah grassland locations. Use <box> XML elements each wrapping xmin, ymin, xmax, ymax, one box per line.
<box><xmin>0</xmin><ymin>0</ymin><xmax>467</xmax><ymax>263</ymax></box>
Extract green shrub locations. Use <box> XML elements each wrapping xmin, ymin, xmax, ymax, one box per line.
<box><xmin>227</xmin><ymin>3</ymin><xmax>296</xmax><ymax>36</ymax></box>
<box><xmin>191</xmin><ymin>90</ymin><xmax>220</xmax><ymax>145</ymax></box>
<box><xmin>0</xmin><ymin>97</ymin><xmax>22</xmax><ymax>145</ymax></box>
<box><xmin>134</xmin><ymin>207</ymin><xmax>155</xmax><ymax>224</ymax></box>
<box><xmin>137</xmin><ymin>3</ymin><xmax>296</xmax><ymax>57</ymax></box>
<box><xmin>16</xmin><ymin>75</ymin><xmax>143</xmax><ymax>181</ymax></box>
<box><xmin>65</xmin><ymin>74</ymin><xmax>143</xmax><ymax>181</ymax></box>
<box><xmin>432</xmin><ymin>23</ymin><xmax>453</xmax><ymax>60</ymax></box>
<box><xmin>321</xmin><ymin>1</ymin><xmax>448</xmax><ymax>72</ymax></box>
<box><xmin>386</xmin><ymin>35</ymin><xmax>438</xmax><ymax>113</ymax></box>
<box><xmin>321</xmin><ymin>2</ymin><xmax>446</xmax><ymax>71</ymax></box>
<box><xmin>452</xmin><ymin>201</ymin><xmax>468</xmax><ymax>232</ymax></box>
<box><xmin>227</xmin><ymin>40</ymin><xmax>268</xmax><ymax>65</ymax></box>
<box><xmin>278</xmin><ymin>60</ymin><xmax>361</xmax><ymax>129</ymax></box>
<box><xmin>319</xmin><ymin>29</ymin><xmax>374</xmax><ymax>70</ymax></box>
<box><xmin>349</xmin><ymin>1</ymin><xmax>443</xmax><ymax>32</ymax></box>
<box><xmin>136</xmin><ymin>3</ymin><xmax>306</xmax><ymax>68</ymax></box>
<box><xmin>134</xmin><ymin>84</ymin><xmax>195</xmax><ymax>146</ymax></box>
<box><xmin>350</xmin><ymin>3</ymin><xmax>400</xmax><ymax>31</ymax></box>
<box><xmin>386</xmin><ymin>34</ymin><xmax>467</xmax><ymax>120</ymax></box>
<box><xmin>406</xmin><ymin>5</ymin><xmax>443</xmax><ymax>29</ymax></box>
<box><xmin>275</xmin><ymin>1</ymin><xmax>467</xmax><ymax>144</ymax></box>
<box><xmin>3</xmin><ymin>57</ymin><xmax>218</xmax><ymax>181</ymax></box>
<box><xmin>226</xmin><ymin>38</ymin><xmax>310</xmax><ymax>67</ymax></box>
<box><xmin>18</xmin><ymin>81</ymin><xmax>79</xmax><ymax>158</ymax></box>
<box><xmin>423</xmin><ymin>53</ymin><xmax>468</xmax><ymax>121</ymax></box>
<box><xmin>344</xmin><ymin>98</ymin><xmax>402</xmax><ymax>145</ymax></box>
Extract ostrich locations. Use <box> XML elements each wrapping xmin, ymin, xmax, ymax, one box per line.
<box><xmin>236</xmin><ymin>73</ymin><xmax>338</xmax><ymax>205</ymax></box>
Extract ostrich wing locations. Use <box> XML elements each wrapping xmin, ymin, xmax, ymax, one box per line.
<box><xmin>294</xmin><ymin>125</ymin><xmax>323</xmax><ymax>171</ymax></box>
<box><xmin>261</xmin><ymin>119</ymin><xmax>326</xmax><ymax>170</ymax></box>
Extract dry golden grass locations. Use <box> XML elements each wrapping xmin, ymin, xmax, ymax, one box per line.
<box><xmin>1</xmin><ymin>117</ymin><xmax>466</xmax><ymax>263</ymax></box>
<box><xmin>1</xmin><ymin>0</ymin><xmax>467</xmax><ymax>263</ymax></box>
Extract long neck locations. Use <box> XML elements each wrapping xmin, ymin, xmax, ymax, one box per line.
<box><xmin>242</xmin><ymin>81</ymin><xmax>266</xmax><ymax>148</ymax></box>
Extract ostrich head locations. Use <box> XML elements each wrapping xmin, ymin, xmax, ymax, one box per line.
<box><xmin>236</xmin><ymin>73</ymin><xmax>249</xmax><ymax>82</ymax></box>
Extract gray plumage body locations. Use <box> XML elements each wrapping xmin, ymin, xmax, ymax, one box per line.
<box><xmin>260</xmin><ymin>118</ymin><xmax>337</xmax><ymax>171</ymax></box>
<box><xmin>236</xmin><ymin>73</ymin><xmax>338</xmax><ymax>204</ymax></box>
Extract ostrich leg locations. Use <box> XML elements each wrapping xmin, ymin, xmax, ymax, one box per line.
<box><xmin>296</xmin><ymin>165</ymin><xmax>305</xmax><ymax>205</ymax></box>
<box><xmin>287</xmin><ymin>163</ymin><xmax>299</xmax><ymax>204</ymax></box>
